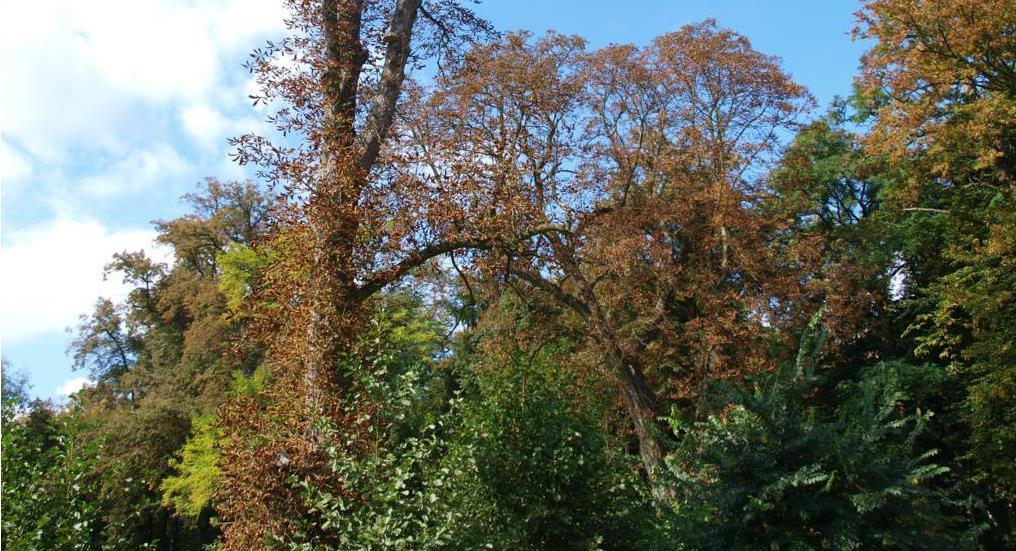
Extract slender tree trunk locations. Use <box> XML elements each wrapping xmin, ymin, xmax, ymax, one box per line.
<box><xmin>594</xmin><ymin>327</ymin><xmax>677</xmax><ymax>503</ymax></box>
<box><xmin>615</xmin><ymin>352</ymin><xmax>669</xmax><ymax>482</ymax></box>
<box><xmin>719</xmin><ymin>223</ymin><xmax>729</xmax><ymax>270</ymax></box>
<box><xmin>549</xmin><ymin>240</ymin><xmax>673</xmax><ymax>495</ymax></box>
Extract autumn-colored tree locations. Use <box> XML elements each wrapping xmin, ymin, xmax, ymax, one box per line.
<box><xmin>218</xmin><ymin>1</ymin><xmax>499</xmax><ymax>546</ymax></box>
<box><xmin>228</xmin><ymin>0</ymin><xmax>491</xmax><ymax>407</ymax></box>
<box><xmin>407</xmin><ymin>21</ymin><xmax>812</xmax><ymax>488</ymax></box>
<box><xmin>64</xmin><ymin>179</ymin><xmax>269</xmax><ymax>548</ymax></box>
<box><xmin>856</xmin><ymin>0</ymin><xmax>1016</xmax><ymax>189</ymax></box>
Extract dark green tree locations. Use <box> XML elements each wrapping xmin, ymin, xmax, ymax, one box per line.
<box><xmin>665</xmin><ymin>316</ymin><xmax>968</xmax><ymax>549</ymax></box>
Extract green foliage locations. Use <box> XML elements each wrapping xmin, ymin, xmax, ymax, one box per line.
<box><xmin>769</xmin><ymin>99</ymin><xmax>882</xmax><ymax>235</ymax></box>
<box><xmin>292</xmin><ymin>368</ymin><xmax>457</xmax><ymax>549</ymax></box>
<box><xmin>433</xmin><ymin>353</ymin><xmax>660</xmax><ymax>550</ymax></box>
<box><xmin>218</xmin><ymin>243</ymin><xmax>270</xmax><ymax>314</ymax></box>
<box><xmin>289</xmin><ymin>298</ymin><xmax>660</xmax><ymax>550</ymax></box>
<box><xmin>1</xmin><ymin>359</ymin><xmax>31</xmax><ymax>406</ymax></box>
<box><xmin>664</xmin><ymin>322</ymin><xmax>969</xmax><ymax>549</ymax></box>
<box><xmin>2</xmin><ymin>399</ymin><xmax>104</xmax><ymax>550</ymax></box>
<box><xmin>228</xmin><ymin>364</ymin><xmax>270</xmax><ymax>398</ymax></box>
<box><xmin>911</xmin><ymin>190</ymin><xmax>1016</xmax><ymax>501</ymax></box>
<box><xmin>161</xmin><ymin>414</ymin><xmax>223</xmax><ymax>520</ymax></box>
<box><xmin>3</xmin><ymin>180</ymin><xmax>274</xmax><ymax>549</ymax></box>
<box><xmin>287</xmin><ymin>300</ymin><xmax>454</xmax><ymax>549</ymax></box>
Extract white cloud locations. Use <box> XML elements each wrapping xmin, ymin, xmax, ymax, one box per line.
<box><xmin>0</xmin><ymin>217</ymin><xmax>172</xmax><ymax>343</ymax></box>
<box><xmin>180</xmin><ymin>105</ymin><xmax>275</xmax><ymax>163</ymax></box>
<box><xmin>79</xmin><ymin>143</ymin><xmax>191</xmax><ymax>197</ymax></box>
<box><xmin>1</xmin><ymin>0</ymin><xmax>287</xmax><ymax>159</ymax></box>
<box><xmin>71</xmin><ymin>3</ymin><xmax>217</xmax><ymax>103</ymax></box>
<box><xmin>0</xmin><ymin>140</ymin><xmax>32</xmax><ymax>187</ymax></box>
<box><xmin>181</xmin><ymin>105</ymin><xmax>231</xmax><ymax>150</ymax></box>
<box><xmin>0</xmin><ymin>1</ymin><xmax>283</xmax><ymax>349</ymax></box>
<box><xmin>2</xmin><ymin>2</ymin><xmax>144</xmax><ymax>159</ymax></box>
<box><xmin>55</xmin><ymin>376</ymin><xmax>92</xmax><ymax>398</ymax></box>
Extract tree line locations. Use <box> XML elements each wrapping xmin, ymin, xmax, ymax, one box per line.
<box><xmin>3</xmin><ymin>0</ymin><xmax>1014</xmax><ymax>548</ymax></box>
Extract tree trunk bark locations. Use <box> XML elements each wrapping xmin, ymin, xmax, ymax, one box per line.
<box><xmin>303</xmin><ymin>0</ymin><xmax>421</xmax><ymax>418</ymax></box>
<box><xmin>615</xmin><ymin>352</ymin><xmax>670</xmax><ymax>482</ymax></box>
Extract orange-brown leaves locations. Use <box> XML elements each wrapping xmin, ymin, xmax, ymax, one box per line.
<box><xmin>218</xmin><ymin>1</ymin><xmax>494</xmax><ymax>547</ymax></box>
<box><xmin>414</xmin><ymin>22</ymin><xmax>812</xmax><ymax>405</ymax></box>
<box><xmin>856</xmin><ymin>0</ymin><xmax>1016</xmax><ymax>186</ymax></box>
<box><xmin>580</xmin><ymin>22</ymin><xmax>811</xmax><ymax>396</ymax></box>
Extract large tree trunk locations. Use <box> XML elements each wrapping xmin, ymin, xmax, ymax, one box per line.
<box><xmin>304</xmin><ymin>0</ymin><xmax>368</xmax><ymax>415</ymax></box>
<box><xmin>304</xmin><ymin>0</ymin><xmax>419</xmax><ymax>416</ymax></box>
<box><xmin>304</xmin><ymin>124</ymin><xmax>365</xmax><ymax>417</ymax></box>
<box><xmin>304</xmin><ymin>205</ymin><xmax>361</xmax><ymax>415</ymax></box>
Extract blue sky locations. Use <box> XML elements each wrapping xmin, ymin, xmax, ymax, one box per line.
<box><xmin>1</xmin><ymin>0</ymin><xmax>867</xmax><ymax>399</ymax></box>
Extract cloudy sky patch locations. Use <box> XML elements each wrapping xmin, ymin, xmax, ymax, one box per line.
<box><xmin>1</xmin><ymin>0</ymin><xmax>286</xmax><ymax>398</ymax></box>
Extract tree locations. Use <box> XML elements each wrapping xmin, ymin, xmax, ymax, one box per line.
<box><xmin>408</xmin><ymin>21</ymin><xmax>812</xmax><ymax>488</ymax></box>
<box><xmin>229</xmin><ymin>0</ymin><xmax>492</xmax><ymax>411</ymax></box>
<box><xmin>664</xmin><ymin>316</ymin><xmax>968</xmax><ymax>549</ymax></box>
<box><xmin>219</xmin><ymin>1</ymin><xmax>498</xmax><ymax>545</ymax></box>
<box><xmin>1</xmin><ymin>399</ymin><xmax>105</xmax><ymax>551</ymax></box>
<box><xmin>58</xmin><ymin>180</ymin><xmax>271</xmax><ymax>548</ymax></box>
<box><xmin>290</xmin><ymin>292</ymin><xmax>659</xmax><ymax>549</ymax></box>
<box><xmin>155</xmin><ymin>178</ymin><xmax>269</xmax><ymax>277</ymax></box>
<box><xmin>1</xmin><ymin>359</ymin><xmax>31</xmax><ymax>406</ymax></box>
<box><xmin>856</xmin><ymin>2</ymin><xmax>1016</xmax><ymax>536</ymax></box>
<box><xmin>855</xmin><ymin>0</ymin><xmax>1016</xmax><ymax>189</ymax></box>
<box><xmin>69</xmin><ymin>298</ymin><xmax>138</xmax><ymax>402</ymax></box>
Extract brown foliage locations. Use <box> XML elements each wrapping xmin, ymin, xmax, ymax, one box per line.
<box><xmin>406</xmin><ymin>21</ymin><xmax>812</xmax><ymax>483</ymax></box>
<box><xmin>856</xmin><ymin>0</ymin><xmax>1016</xmax><ymax>189</ymax></box>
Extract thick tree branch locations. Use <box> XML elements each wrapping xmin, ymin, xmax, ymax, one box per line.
<box><xmin>355</xmin><ymin>224</ymin><xmax>572</xmax><ymax>299</ymax></box>
<box><xmin>358</xmin><ymin>0</ymin><xmax>422</xmax><ymax>173</ymax></box>
<box><xmin>356</xmin><ymin>237</ymin><xmax>491</xmax><ymax>299</ymax></box>
<box><xmin>622</xmin><ymin>288</ymin><xmax>672</xmax><ymax>360</ymax></box>
<box><xmin>509</xmin><ymin>268</ymin><xmax>591</xmax><ymax>318</ymax></box>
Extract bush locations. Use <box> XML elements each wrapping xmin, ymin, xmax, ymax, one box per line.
<box><xmin>664</xmin><ymin>318</ymin><xmax>970</xmax><ymax>549</ymax></box>
<box><xmin>289</xmin><ymin>310</ymin><xmax>660</xmax><ymax>550</ymax></box>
